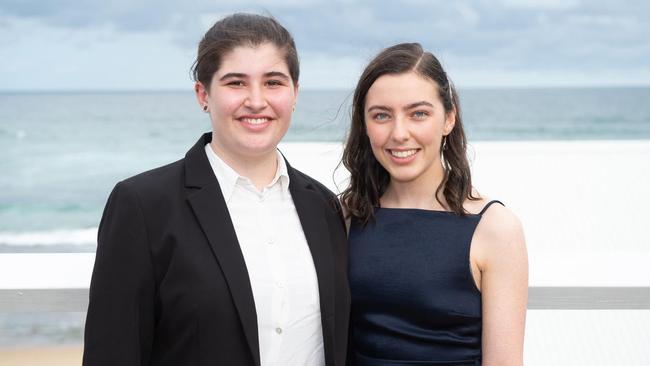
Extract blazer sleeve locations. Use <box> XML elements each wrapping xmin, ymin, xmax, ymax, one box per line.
<box><xmin>83</xmin><ymin>181</ymin><xmax>156</xmax><ymax>366</ymax></box>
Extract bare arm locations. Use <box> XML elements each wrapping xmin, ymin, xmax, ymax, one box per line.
<box><xmin>473</xmin><ymin>205</ymin><xmax>528</xmax><ymax>366</ymax></box>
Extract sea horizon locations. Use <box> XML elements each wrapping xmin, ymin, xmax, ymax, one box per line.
<box><xmin>2</xmin><ymin>84</ymin><xmax>650</xmax><ymax>94</ymax></box>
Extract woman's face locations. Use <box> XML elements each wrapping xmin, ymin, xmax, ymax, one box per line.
<box><xmin>364</xmin><ymin>71</ymin><xmax>455</xmax><ymax>185</ymax></box>
<box><xmin>196</xmin><ymin>42</ymin><xmax>298</xmax><ymax>162</ymax></box>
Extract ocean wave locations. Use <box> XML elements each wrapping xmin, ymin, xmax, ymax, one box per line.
<box><xmin>0</xmin><ymin>228</ymin><xmax>97</xmax><ymax>246</ymax></box>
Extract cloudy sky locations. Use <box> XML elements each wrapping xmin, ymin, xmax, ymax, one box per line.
<box><xmin>1</xmin><ymin>0</ymin><xmax>649</xmax><ymax>91</ymax></box>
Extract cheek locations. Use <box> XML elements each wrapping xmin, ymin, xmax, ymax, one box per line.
<box><xmin>365</xmin><ymin>125</ymin><xmax>391</xmax><ymax>162</ymax></box>
<box><xmin>366</xmin><ymin>124</ymin><xmax>387</xmax><ymax>149</ymax></box>
<box><xmin>267</xmin><ymin>92</ymin><xmax>296</xmax><ymax>115</ymax></box>
<box><xmin>414</xmin><ymin>123</ymin><xmax>441</xmax><ymax>145</ymax></box>
<box><xmin>212</xmin><ymin>92</ymin><xmax>244</xmax><ymax>116</ymax></box>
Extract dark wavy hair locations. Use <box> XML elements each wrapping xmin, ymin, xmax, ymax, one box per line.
<box><xmin>191</xmin><ymin>13</ymin><xmax>299</xmax><ymax>90</ymax></box>
<box><xmin>340</xmin><ymin>42</ymin><xmax>477</xmax><ymax>226</ymax></box>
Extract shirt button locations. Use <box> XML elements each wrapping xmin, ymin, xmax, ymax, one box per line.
<box><xmin>276</xmin><ymin>281</ymin><xmax>285</xmax><ymax>288</ymax></box>
<box><xmin>268</xmin><ymin>240</ymin><xmax>274</xmax><ymax>245</ymax></box>
<box><xmin>275</xmin><ymin>327</ymin><xmax>283</xmax><ymax>334</ymax></box>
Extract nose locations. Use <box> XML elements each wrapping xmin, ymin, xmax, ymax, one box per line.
<box><xmin>390</xmin><ymin>117</ymin><xmax>410</xmax><ymax>142</ymax></box>
<box><xmin>244</xmin><ymin>84</ymin><xmax>268</xmax><ymax>111</ymax></box>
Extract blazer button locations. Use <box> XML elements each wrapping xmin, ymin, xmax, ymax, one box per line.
<box><xmin>275</xmin><ymin>327</ymin><xmax>283</xmax><ymax>334</ymax></box>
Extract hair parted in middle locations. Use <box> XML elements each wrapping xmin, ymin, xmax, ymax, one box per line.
<box><xmin>340</xmin><ymin>42</ymin><xmax>477</xmax><ymax>226</ymax></box>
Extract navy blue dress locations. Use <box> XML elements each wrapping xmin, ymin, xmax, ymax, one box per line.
<box><xmin>348</xmin><ymin>201</ymin><xmax>502</xmax><ymax>366</ymax></box>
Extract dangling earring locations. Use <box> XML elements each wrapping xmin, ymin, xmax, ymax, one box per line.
<box><xmin>441</xmin><ymin>135</ymin><xmax>450</xmax><ymax>171</ymax></box>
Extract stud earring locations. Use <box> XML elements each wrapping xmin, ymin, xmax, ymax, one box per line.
<box><xmin>203</xmin><ymin>105</ymin><xmax>208</xmax><ymax>112</ymax></box>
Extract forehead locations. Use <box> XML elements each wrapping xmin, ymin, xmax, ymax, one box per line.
<box><xmin>217</xmin><ymin>42</ymin><xmax>289</xmax><ymax>76</ymax></box>
<box><xmin>365</xmin><ymin>72</ymin><xmax>441</xmax><ymax>107</ymax></box>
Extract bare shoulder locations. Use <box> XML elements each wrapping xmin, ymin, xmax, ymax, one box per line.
<box><xmin>482</xmin><ymin>202</ymin><xmax>522</xmax><ymax>240</ymax></box>
<box><xmin>469</xmin><ymin>196</ymin><xmax>526</xmax><ymax>268</ymax></box>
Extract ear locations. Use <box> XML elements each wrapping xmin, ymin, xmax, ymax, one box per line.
<box><xmin>194</xmin><ymin>81</ymin><xmax>209</xmax><ymax>108</ymax></box>
<box><xmin>443</xmin><ymin>108</ymin><xmax>456</xmax><ymax>136</ymax></box>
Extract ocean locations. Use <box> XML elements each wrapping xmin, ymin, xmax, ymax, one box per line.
<box><xmin>1</xmin><ymin>87</ymin><xmax>650</xmax><ymax>253</ymax></box>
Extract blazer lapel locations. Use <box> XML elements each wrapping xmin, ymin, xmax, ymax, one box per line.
<box><xmin>288</xmin><ymin>165</ymin><xmax>336</xmax><ymax>366</ymax></box>
<box><xmin>184</xmin><ymin>133</ymin><xmax>261</xmax><ymax>366</ymax></box>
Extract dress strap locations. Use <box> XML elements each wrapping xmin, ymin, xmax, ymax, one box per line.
<box><xmin>478</xmin><ymin>200</ymin><xmax>504</xmax><ymax>216</ymax></box>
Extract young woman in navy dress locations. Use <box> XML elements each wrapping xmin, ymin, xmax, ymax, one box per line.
<box><xmin>341</xmin><ymin>43</ymin><xmax>528</xmax><ymax>366</ymax></box>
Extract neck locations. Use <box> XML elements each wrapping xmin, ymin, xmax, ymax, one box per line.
<box><xmin>210</xmin><ymin>141</ymin><xmax>278</xmax><ymax>191</ymax></box>
<box><xmin>381</xmin><ymin>160</ymin><xmax>447</xmax><ymax>210</ymax></box>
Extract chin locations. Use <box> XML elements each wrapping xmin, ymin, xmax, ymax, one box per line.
<box><xmin>382</xmin><ymin>161</ymin><xmax>414</xmax><ymax>175</ymax></box>
<box><xmin>238</xmin><ymin>140</ymin><xmax>279</xmax><ymax>156</ymax></box>
<box><xmin>386</xmin><ymin>170</ymin><xmax>421</xmax><ymax>184</ymax></box>
<box><xmin>391</xmin><ymin>176</ymin><xmax>420</xmax><ymax>184</ymax></box>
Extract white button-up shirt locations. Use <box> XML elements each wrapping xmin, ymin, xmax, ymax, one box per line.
<box><xmin>204</xmin><ymin>144</ymin><xmax>325</xmax><ymax>366</ymax></box>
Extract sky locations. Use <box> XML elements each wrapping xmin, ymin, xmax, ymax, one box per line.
<box><xmin>1</xmin><ymin>0</ymin><xmax>649</xmax><ymax>91</ymax></box>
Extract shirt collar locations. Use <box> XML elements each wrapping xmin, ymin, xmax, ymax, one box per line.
<box><xmin>204</xmin><ymin>144</ymin><xmax>290</xmax><ymax>202</ymax></box>
<box><xmin>273</xmin><ymin>150</ymin><xmax>291</xmax><ymax>196</ymax></box>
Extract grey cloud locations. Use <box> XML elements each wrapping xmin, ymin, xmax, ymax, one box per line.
<box><xmin>1</xmin><ymin>0</ymin><xmax>162</xmax><ymax>30</ymax></box>
<box><xmin>1</xmin><ymin>0</ymin><xmax>648</xmax><ymax>73</ymax></box>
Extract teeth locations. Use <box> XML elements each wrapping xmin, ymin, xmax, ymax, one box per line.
<box><xmin>390</xmin><ymin>149</ymin><xmax>417</xmax><ymax>158</ymax></box>
<box><xmin>241</xmin><ymin>118</ymin><xmax>269</xmax><ymax>125</ymax></box>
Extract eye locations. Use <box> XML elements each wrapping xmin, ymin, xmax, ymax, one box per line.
<box><xmin>266</xmin><ymin>79</ymin><xmax>284</xmax><ymax>87</ymax></box>
<box><xmin>412</xmin><ymin>110</ymin><xmax>429</xmax><ymax>119</ymax></box>
<box><xmin>372</xmin><ymin>112</ymin><xmax>391</xmax><ymax>122</ymax></box>
<box><xmin>226</xmin><ymin>80</ymin><xmax>245</xmax><ymax>87</ymax></box>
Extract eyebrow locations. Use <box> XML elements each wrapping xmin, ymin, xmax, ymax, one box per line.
<box><xmin>219</xmin><ymin>71</ymin><xmax>290</xmax><ymax>81</ymax></box>
<box><xmin>219</xmin><ymin>73</ymin><xmax>246</xmax><ymax>81</ymax></box>
<box><xmin>366</xmin><ymin>101</ymin><xmax>434</xmax><ymax>113</ymax></box>
<box><xmin>366</xmin><ymin>105</ymin><xmax>393</xmax><ymax>113</ymax></box>
<box><xmin>405</xmin><ymin>101</ymin><xmax>434</xmax><ymax>110</ymax></box>
<box><xmin>265</xmin><ymin>71</ymin><xmax>290</xmax><ymax>80</ymax></box>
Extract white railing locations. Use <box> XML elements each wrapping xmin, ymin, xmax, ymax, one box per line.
<box><xmin>1</xmin><ymin>287</ymin><xmax>650</xmax><ymax>312</ymax></box>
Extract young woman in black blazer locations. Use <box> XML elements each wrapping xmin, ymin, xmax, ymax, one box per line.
<box><xmin>83</xmin><ymin>13</ymin><xmax>349</xmax><ymax>366</ymax></box>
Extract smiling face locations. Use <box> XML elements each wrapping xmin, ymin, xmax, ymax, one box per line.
<box><xmin>364</xmin><ymin>71</ymin><xmax>455</xmax><ymax>186</ymax></box>
<box><xmin>195</xmin><ymin>42</ymin><xmax>298</xmax><ymax>164</ymax></box>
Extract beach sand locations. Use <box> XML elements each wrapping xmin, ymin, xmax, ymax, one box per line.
<box><xmin>0</xmin><ymin>345</ymin><xmax>82</xmax><ymax>366</ymax></box>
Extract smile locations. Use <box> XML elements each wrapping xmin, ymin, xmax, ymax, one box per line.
<box><xmin>239</xmin><ymin>117</ymin><xmax>271</xmax><ymax>125</ymax></box>
<box><xmin>388</xmin><ymin>149</ymin><xmax>419</xmax><ymax>158</ymax></box>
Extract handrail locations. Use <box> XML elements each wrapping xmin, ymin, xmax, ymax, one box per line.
<box><xmin>1</xmin><ymin>287</ymin><xmax>649</xmax><ymax>312</ymax></box>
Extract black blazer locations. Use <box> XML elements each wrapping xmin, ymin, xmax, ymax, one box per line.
<box><xmin>83</xmin><ymin>133</ymin><xmax>350</xmax><ymax>366</ymax></box>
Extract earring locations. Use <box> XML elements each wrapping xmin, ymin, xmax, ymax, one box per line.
<box><xmin>442</xmin><ymin>135</ymin><xmax>448</xmax><ymax>150</ymax></box>
<box><xmin>203</xmin><ymin>105</ymin><xmax>208</xmax><ymax>112</ymax></box>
